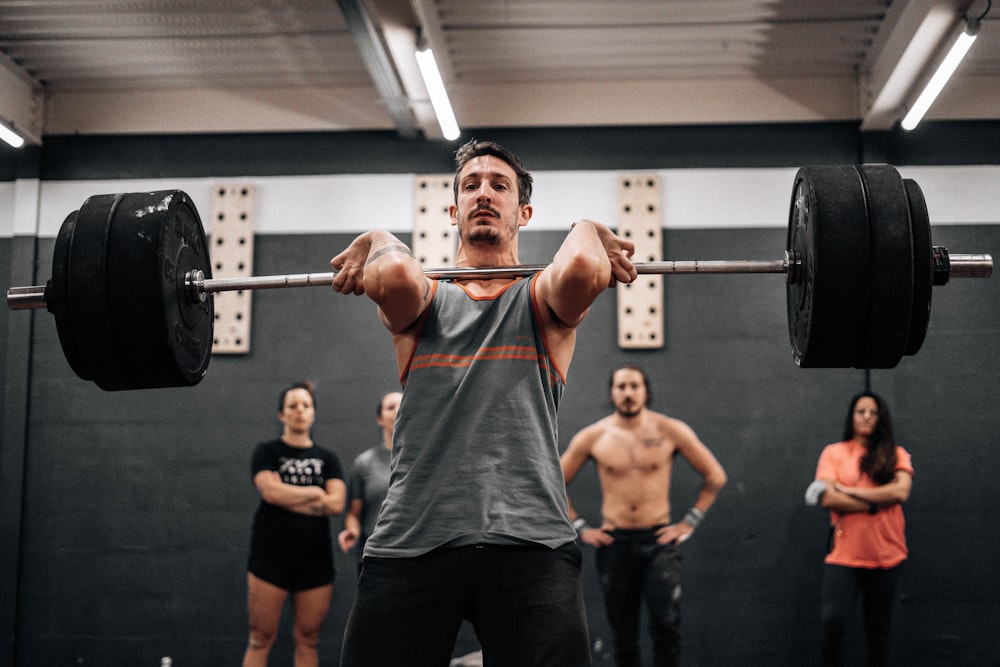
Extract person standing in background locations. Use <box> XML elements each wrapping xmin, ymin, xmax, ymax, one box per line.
<box><xmin>806</xmin><ymin>391</ymin><xmax>914</xmax><ymax>667</ymax></box>
<box><xmin>339</xmin><ymin>391</ymin><xmax>402</xmax><ymax>572</ymax></box>
<box><xmin>561</xmin><ymin>363</ymin><xmax>726</xmax><ymax>667</ymax></box>
<box><xmin>243</xmin><ymin>380</ymin><xmax>346</xmax><ymax>667</ymax></box>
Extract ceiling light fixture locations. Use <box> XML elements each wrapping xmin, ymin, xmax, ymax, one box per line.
<box><xmin>901</xmin><ymin>11</ymin><xmax>984</xmax><ymax>131</ymax></box>
<box><xmin>0</xmin><ymin>118</ymin><xmax>26</xmax><ymax>148</ymax></box>
<box><xmin>415</xmin><ymin>46</ymin><xmax>460</xmax><ymax>141</ymax></box>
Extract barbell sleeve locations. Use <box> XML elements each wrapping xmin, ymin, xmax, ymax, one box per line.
<box><xmin>6</xmin><ymin>286</ymin><xmax>49</xmax><ymax>311</ymax></box>
<box><xmin>940</xmin><ymin>253</ymin><xmax>993</xmax><ymax>279</ymax></box>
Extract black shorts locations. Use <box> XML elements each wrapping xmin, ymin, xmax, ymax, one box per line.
<box><xmin>248</xmin><ymin>547</ymin><xmax>335</xmax><ymax>592</ymax></box>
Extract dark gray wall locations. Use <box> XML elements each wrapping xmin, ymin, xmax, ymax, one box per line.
<box><xmin>2</xmin><ymin>123</ymin><xmax>999</xmax><ymax>665</ymax></box>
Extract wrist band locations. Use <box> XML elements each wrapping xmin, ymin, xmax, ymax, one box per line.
<box><xmin>572</xmin><ymin>517</ymin><xmax>589</xmax><ymax>535</ymax></box>
<box><xmin>682</xmin><ymin>507</ymin><xmax>705</xmax><ymax>528</ymax></box>
<box><xmin>804</xmin><ymin>480</ymin><xmax>828</xmax><ymax>506</ymax></box>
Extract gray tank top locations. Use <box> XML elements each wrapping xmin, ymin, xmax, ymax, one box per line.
<box><xmin>364</xmin><ymin>275</ymin><xmax>577</xmax><ymax>557</ymax></box>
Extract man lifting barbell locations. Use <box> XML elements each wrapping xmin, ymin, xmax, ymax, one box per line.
<box><xmin>328</xmin><ymin>138</ymin><xmax>637</xmax><ymax>667</ymax></box>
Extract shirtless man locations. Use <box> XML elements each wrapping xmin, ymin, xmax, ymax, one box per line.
<box><xmin>561</xmin><ymin>363</ymin><xmax>727</xmax><ymax>667</ymax></box>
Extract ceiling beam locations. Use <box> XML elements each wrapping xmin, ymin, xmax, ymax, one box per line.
<box><xmin>337</xmin><ymin>0</ymin><xmax>418</xmax><ymax>138</ymax></box>
<box><xmin>376</xmin><ymin>0</ymin><xmax>444</xmax><ymax>140</ymax></box>
<box><xmin>0</xmin><ymin>52</ymin><xmax>43</xmax><ymax>145</ymax></box>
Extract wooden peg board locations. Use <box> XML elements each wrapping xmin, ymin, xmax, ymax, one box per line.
<box><xmin>617</xmin><ymin>174</ymin><xmax>664</xmax><ymax>349</ymax></box>
<box><xmin>209</xmin><ymin>184</ymin><xmax>255</xmax><ymax>354</ymax></box>
<box><xmin>412</xmin><ymin>175</ymin><xmax>456</xmax><ymax>267</ymax></box>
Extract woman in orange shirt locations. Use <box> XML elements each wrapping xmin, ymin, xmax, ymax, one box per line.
<box><xmin>807</xmin><ymin>391</ymin><xmax>914</xmax><ymax>667</ymax></box>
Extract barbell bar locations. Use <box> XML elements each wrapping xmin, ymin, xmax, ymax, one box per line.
<box><xmin>7</xmin><ymin>254</ymin><xmax>994</xmax><ymax>311</ymax></box>
<box><xmin>188</xmin><ymin>258</ymin><xmax>792</xmax><ymax>298</ymax></box>
<box><xmin>6</xmin><ymin>259</ymin><xmax>792</xmax><ymax>311</ymax></box>
<box><xmin>2</xmin><ymin>165</ymin><xmax>993</xmax><ymax>391</ymax></box>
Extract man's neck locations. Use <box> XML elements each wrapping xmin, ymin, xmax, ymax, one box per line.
<box><xmin>455</xmin><ymin>242</ymin><xmax>519</xmax><ymax>268</ymax></box>
<box><xmin>610</xmin><ymin>407</ymin><xmax>647</xmax><ymax>427</ymax></box>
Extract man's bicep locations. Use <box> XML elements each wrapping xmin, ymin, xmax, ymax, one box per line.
<box><xmin>536</xmin><ymin>261</ymin><xmax>603</xmax><ymax>329</ymax></box>
<box><xmin>376</xmin><ymin>276</ymin><xmax>433</xmax><ymax>334</ymax></box>
<box><xmin>561</xmin><ymin>431</ymin><xmax>598</xmax><ymax>480</ymax></box>
<box><xmin>680</xmin><ymin>440</ymin><xmax>724</xmax><ymax>479</ymax></box>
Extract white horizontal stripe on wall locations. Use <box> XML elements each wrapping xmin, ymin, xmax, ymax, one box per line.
<box><xmin>2</xmin><ymin>165</ymin><xmax>997</xmax><ymax>239</ymax></box>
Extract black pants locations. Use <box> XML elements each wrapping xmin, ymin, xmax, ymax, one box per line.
<box><xmin>821</xmin><ymin>562</ymin><xmax>904</xmax><ymax>667</ymax></box>
<box><xmin>341</xmin><ymin>543</ymin><xmax>591</xmax><ymax>667</ymax></box>
<box><xmin>595</xmin><ymin>528</ymin><xmax>682</xmax><ymax>667</ymax></box>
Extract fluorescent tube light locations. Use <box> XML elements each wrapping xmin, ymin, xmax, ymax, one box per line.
<box><xmin>415</xmin><ymin>47</ymin><xmax>460</xmax><ymax>141</ymax></box>
<box><xmin>901</xmin><ymin>23</ymin><xmax>978</xmax><ymax>131</ymax></box>
<box><xmin>0</xmin><ymin>119</ymin><xmax>25</xmax><ymax>148</ymax></box>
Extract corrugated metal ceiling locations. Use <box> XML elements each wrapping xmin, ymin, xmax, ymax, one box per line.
<box><xmin>0</xmin><ymin>0</ymin><xmax>997</xmax><ymax>141</ymax></box>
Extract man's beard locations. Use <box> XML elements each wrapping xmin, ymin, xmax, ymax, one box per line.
<box><xmin>465</xmin><ymin>225</ymin><xmax>503</xmax><ymax>246</ymax></box>
<box><xmin>615</xmin><ymin>402</ymin><xmax>642</xmax><ymax>417</ymax></box>
<box><xmin>462</xmin><ymin>208</ymin><xmax>518</xmax><ymax>246</ymax></box>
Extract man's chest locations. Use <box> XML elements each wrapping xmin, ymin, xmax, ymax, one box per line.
<box><xmin>594</xmin><ymin>431</ymin><xmax>675</xmax><ymax>475</ymax></box>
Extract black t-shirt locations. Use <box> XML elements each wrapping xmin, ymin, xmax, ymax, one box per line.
<box><xmin>249</xmin><ymin>438</ymin><xmax>344</xmax><ymax>553</ymax></box>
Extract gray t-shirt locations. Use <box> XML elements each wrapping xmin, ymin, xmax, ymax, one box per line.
<box><xmin>364</xmin><ymin>276</ymin><xmax>577</xmax><ymax>558</ymax></box>
<box><xmin>345</xmin><ymin>443</ymin><xmax>391</xmax><ymax>552</ymax></box>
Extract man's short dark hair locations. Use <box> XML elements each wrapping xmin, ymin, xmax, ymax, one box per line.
<box><xmin>453</xmin><ymin>139</ymin><xmax>533</xmax><ymax>206</ymax></box>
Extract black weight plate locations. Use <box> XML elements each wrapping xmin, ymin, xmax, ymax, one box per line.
<box><xmin>48</xmin><ymin>209</ymin><xmax>92</xmax><ymax>381</ymax></box>
<box><xmin>903</xmin><ymin>178</ymin><xmax>932</xmax><ymax>356</ymax></box>
<box><xmin>856</xmin><ymin>165</ymin><xmax>913</xmax><ymax>369</ymax></box>
<box><xmin>786</xmin><ymin>166</ymin><xmax>871</xmax><ymax>367</ymax></box>
<box><xmin>104</xmin><ymin>190</ymin><xmax>213</xmax><ymax>390</ymax></box>
<box><xmin>166</xmin><ymin>195</ymin><xmax>214</xmax><ymax>379</ymax></box>
<box><xmin>60</xmin><ymin>194</ymin><xmax>132</xmax><ymax>385</ymax></box>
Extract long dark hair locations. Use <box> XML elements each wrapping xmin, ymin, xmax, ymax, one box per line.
<box><xmin>841</xmin><ymin>391</ymin><xmax>897</xmax><ymax>484</ymax></box>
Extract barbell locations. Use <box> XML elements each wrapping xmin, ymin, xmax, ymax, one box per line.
<box><xmin>4</xmin><ymin>165</ymin><xmax>993</xmax><ymax>391</ymax></box>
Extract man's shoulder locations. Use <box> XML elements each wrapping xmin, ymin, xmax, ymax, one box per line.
<box><xmin>565</xmin><ymin>417</ymin><xmax>612</xmax><ymax>450</ymax></box>
<box><xmin>580</xmin><ymin>414</ymin><xmax>618</xmax><ymax>436</ymax></box>
<box><xmin>353</xmin><ymin>445</ymin><xmax>384</xmax><ymax>465</ymax></box>
<box><xmin>643</xmin><ymin>409</ymin><xmax>693</xmax><ymax>432</ymax></box>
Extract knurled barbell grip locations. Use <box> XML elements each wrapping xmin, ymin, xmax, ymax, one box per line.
<box><xmin>183</xmin><ymin>259</ymin><xmax>793</xmax><ymax>303</ymax></box>
<box><xmin>4</xmin><ymin>253</ymin><xmax>992</xmax><ymax>310</ymax></box>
